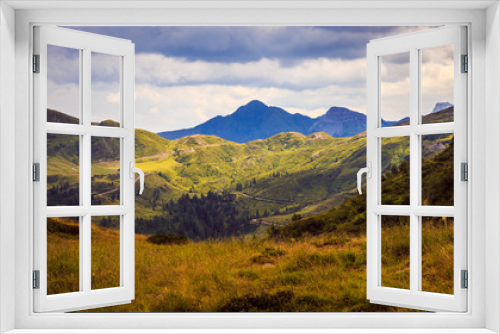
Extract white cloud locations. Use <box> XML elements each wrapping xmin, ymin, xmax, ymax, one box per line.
<box><xmin>135</xmin><ymin>54</ymin><xmax>366</xmax><ymax>90</ymax></box>
<box><xmin>47</xmin><ymin>80</ymin><xmax>80</xmax><ymax>118</ymax></box>
<box><xmin>47</xmin><ymin>47</ymin><xmax>453</xmax><ymax>131</ymax></box>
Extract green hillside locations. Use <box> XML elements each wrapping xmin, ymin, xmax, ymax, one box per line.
<box><xmin>46</xmin><ymin>134</ymin><xmax>454</xmax><ymax>311</ymax></box>
<box><xmin>269</xmin><ymin>136</ymin><xmax>454</xmax><ymax>238</ymax></box>
<box><xmin>45</xmin><ymin>106</ymin><xmax>456</xmax><ymax>311</ymax></box>
<box><xmin>47</xmin><ymin>107</ymin><xmax>453</xmax><ymax>239</ymax></box>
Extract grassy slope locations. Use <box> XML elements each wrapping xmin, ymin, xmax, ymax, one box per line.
<box><xmin>48</xmin><ymin>107</ymin><xmax>453</xmax><ymax>235</ymax></box>
<box><xmin>48</xmin><ymin>109</ymin><xmax>372</xmax><ymax>227</ymax></box>
<box><xmin>49</xmin><ymin>217</ymin><xmax>415</xmax><ymax>312</ymax></box>
<box><xmin>49</xmin><ymin>210</ymin><xmax>451</xmax><ymax>312</ymax></box>
<box><xmin>46</xmin><ymin>108</ymin><xmax>455</xmax><ymax>312</ymax></box>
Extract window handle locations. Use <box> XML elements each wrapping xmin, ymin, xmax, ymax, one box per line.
<box><xmin>357</xmin><ymin>162</ymin><xmax>371</xmax><ymax>194</ymax></box>
<box><xmin>129</xmin><ymin>162</ymin><xmax>145</xmax><ymax>195</ymax></box>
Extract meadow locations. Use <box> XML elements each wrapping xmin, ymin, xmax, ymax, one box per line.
<box><xmin>46</xmin><ymin>215</ymin><xmax>453</xmax><ymax>312</ymax></box>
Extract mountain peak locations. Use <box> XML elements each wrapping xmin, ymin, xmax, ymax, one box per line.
<box><xmin>325</xmin><ymin>106</ymin><xmax>356</xmax><ymax>114</ymax></box>
<box><xmin>245</xmin><ymin>100</ymin><xmax>268</xmax><ymax>108</ymax></box>
<box><xmin>309</xmin><ymin>106</ymin><xmax>366</xmax><ymax>138</ymax></box>
<box><xmin>158</xmin><ymin>101</ymin><xmax>314</xmax><ymax>143</ymax></box>
<box><xmin>431</xmin><ymin>102</ymin><xmax>453</xmax><ymax>114</ymax></box>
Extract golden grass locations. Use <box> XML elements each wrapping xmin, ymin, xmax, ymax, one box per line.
<box><xmin>46</xmin><ymin>218</ymin><xmax>453</xmax><ymax>312</ymax></box>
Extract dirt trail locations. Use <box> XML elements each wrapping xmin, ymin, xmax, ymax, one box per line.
<box><xmin>94</xmin><ymin>174</ymin><xmax>142</xmax><ymax>197</ymax></box>
<box><xmin>234</xmin><ymin>191</ymin><xmax>296</xmax><ymax>204</ymax></box>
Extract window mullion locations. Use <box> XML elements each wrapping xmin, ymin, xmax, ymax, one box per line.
<box><xmin>82</xmin><ymin>47</ymin><xmax>92</xmax><ymax>294</ymax></box>
<box><xmin>409</xmin><ymin>47</ymin><xmax>420</xmax><ymax>295</ymax></box>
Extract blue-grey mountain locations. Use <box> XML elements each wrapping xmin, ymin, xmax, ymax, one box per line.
<box><xmin>158</xmin><ymin>100</ymin><xmax>402</xmax><ymax>143</ymax></box>
<box><xmin>158</xmin><ymin>100</ymin><xmax>314</xmax><ymax>143</ymax></box>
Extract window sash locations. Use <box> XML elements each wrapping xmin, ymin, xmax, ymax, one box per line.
<box><xmin>32</xmin><ymin>25</ymin><xmax>136</xmax><ymax>313</ymax></box>
<box><xmin>366</xmin><ymin>25</ymin><xmax>467</xmax><ymax>312</ymax></box>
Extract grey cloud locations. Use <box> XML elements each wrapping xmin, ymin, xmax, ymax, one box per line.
<box><xmin>65</xmin><ymin>26</ymin><xmax>428</xmax><ymax>63</ymax></box>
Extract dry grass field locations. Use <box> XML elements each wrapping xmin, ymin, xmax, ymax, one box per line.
<box><xmin>47</xmin><ymin>217</ymin><xmax>453</xmax><ymax>313</ymax></box>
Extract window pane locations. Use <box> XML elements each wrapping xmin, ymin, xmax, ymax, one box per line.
<box><xmin>91</xmin><ymin>137</ymin><xmax>120</xmax><ymax>205</ymax></box>
<box><xmin>380</xmin><ymin>52</ymin><xmax>410</xmax><ymax>127</ymax></box>
<box><xmin>91</xmin><ymin>216</ymin><xmax>121</xmax><ymax>290</ymax></box>
<box><xmin>381</xmin><ymin>215</ymin><xmax>410</xmax><ymax>290</ymax></box>
<box><xmin>381</xmin><ymin>136</ymin><xmax>410</xmax><ymax>205</ymax></box>
<box><xmin>47</xmin><ymin>45</ymin><xmax>80</xmax><ymax>124</ymax></box>
<box><xmin>421</xmin><ymin>216</ymin><xmax>454</xmax><ymax>294</ymax></box>
<box><xmin>421</xmin><ymin>45</ymin><xmax>454</xmax><ymax>124</ymax></box>
<box><xmin>47</xmin><ymin>134</ymin><xmax>80</xmax><ymax>206</ymax></box>
<box><xmin>47</xmin><ymin>217</ymin><xmax>80</xmax><ymax>295</ymax></box>
<box><xmin>422</xmin><ymin>134</ymin><xmax>454</xmax><ymax>206</ymax></box>
<box><xmin>91</xmin><ymin>52</ymin><xmax>121</xmax><ymax>127</ymax></box>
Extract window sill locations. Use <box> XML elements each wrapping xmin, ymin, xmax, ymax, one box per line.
<box><xmin>4</xmin><ymin>329</ymin><xmax>497</xmax><ymax>334</ymax></box>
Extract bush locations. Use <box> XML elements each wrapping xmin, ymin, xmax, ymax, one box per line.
<box><xmin>146</xmin><ymin>233</ymin><xmax>188</xmax><ymax>245</ymax></box>
<box><xmin>250</xmin><ymin>247</ymin><xmax>286</xmax><ymax>264</ymax></box>
<box><xmin>47</xmin><ymin>218</ymin><xmax>79</xmax><ymax>237</ymax></box>
<box><xmin>218</xmin><ymin>291</ymin><xmax>294</xmax><ymax>312</ymax></box>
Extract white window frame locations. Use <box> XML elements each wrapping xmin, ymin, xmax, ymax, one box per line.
<box><xmin>366</xmin><ymin>26</ymin><xmax>467</xmax><ymax>312</ymax></box>
<box><xmin>1</xmin><ymin>1</ymin><xmax>499</xmax><ymax>333</ymax></box>
<box><xmin>33</xmin><ymin>25</ymin><xmax>136</xmax><ymax>313</ymax></box>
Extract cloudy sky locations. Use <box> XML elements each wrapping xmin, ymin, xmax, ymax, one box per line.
<box><xmin>47</xmin><ymin>26</ymin><xmax>453</xmax><ymax>132</ymax></box>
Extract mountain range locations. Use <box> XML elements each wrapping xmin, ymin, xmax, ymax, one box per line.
<box><xmin>157</xmin><ymin>100</ymin><xmax>406</xmax><ymax>143</ymax></box>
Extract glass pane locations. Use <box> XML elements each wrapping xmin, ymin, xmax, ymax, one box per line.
<box><xmin>421</xmin><ymin>44</ymin><xmax>454</xmax><ymax>124</ymax></box>
<box><xmin>47</xmin><ymin>134</ymin><xmax>80</xmax><ymax>206</ymax></box>
<box><xmin>381</xmin><ymin>215</ymin><xmax>410</xmax><ymax>290</ymax></box>
<box><xmin>381</xmin><ymin>136</ymin><xmax>410</xmax><ymax>205</ymax></box>
<box><xmin>91</xmin><ymin>52</ymin><xmax>121</xmax><ymax>127</ymax></box>
<box><xmin>380</xmin><ymin>52</ymin><xmax>410</xmax><ymax>127</ymax></box>
<box><xmin>91</xmin><ymin>216</ymin><xmax>121</xmax><ymax>290</ymax></box>
<box><xmin>91</xmin><ymin>137</ymin><xmax>121</xmax><ymax>205</ymax></box>
<box><xmin>422</xmin><ymin>134</ymin><xmax>454</xmax><ymax>206</ymax></box>
<box><xmin>47</xmin><ymin>45</ymin><xmax>80</xmax><ymax>124</ymax></box>
<box><xmin>421</xmin><ymin>216</ymin><xmax>454</xmax><ymax>294</ymax></box>
<box><xmin>47</xmin><ymin>217</ymin><xmax>80</xmax><ymax>295</ymax></box>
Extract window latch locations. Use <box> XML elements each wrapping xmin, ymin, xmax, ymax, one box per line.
<box><xmin>129</xmin><ymin>161</ymin><xmax>145</xmax><ymax>195</ymax></box>
<box><xmin>357</xmin><ymin>162</ymin><xmax>372</xmax><ymax>194</ymax></box>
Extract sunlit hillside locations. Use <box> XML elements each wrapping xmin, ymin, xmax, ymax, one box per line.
<box><xmin>45</xmin><ymin>134</ymin><xmax>455</xmax><ymax>312</ymax></box>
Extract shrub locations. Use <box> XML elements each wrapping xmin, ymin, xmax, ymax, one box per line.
<box><xmin>47</xmin><ymin>218</ymin><xmax>79</xmax><ymax>237</ymax></box>
<box><xmin>250</xmin><ymin>247</ymin><xmax>286</xmax><ymax>264</ymax></box>
<box><xmin>218</xmin><ymin>291</ymin><xmax>294</xmax><ymax>312</ymax></box>
<box><xmin>146</xmin><ymin>233</ymin><xmax>188</xmax><ymax>245</ymax></box>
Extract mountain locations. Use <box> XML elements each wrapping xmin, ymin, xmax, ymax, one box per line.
<box><xmin>158</xmin><ymin>100</ymin><xmax>315</xmax><ymax>144</ymax></box>
<box><xmin>308</xmin><ymin>107</ymin><xmax>364</xmax><ymax>137</ymax></box>
<box><xmin>158</xmin><ymin>101</ymin><xmax>404</xmax><ymax>143</ymax></box>
<box><xmin>431</xmin><ymin>102</ymin><xmax>453</xmax><ymax>114</ymax></box>
<box><xmin>307</xmin><ymin>106</ymin><xmax>399</xmax><ymax>137</ymax></box>
<box><xmin>391</xmin><ymin>106</ymin><xmax>454</xmax><ymax>126</ymax></box>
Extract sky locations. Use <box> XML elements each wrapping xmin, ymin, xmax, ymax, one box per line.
<box><xmin>47</xmin><ymin>26</ymin><xmax>454</xmax><ymax>132</ymax></box>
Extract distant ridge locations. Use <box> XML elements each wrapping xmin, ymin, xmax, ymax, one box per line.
<box><xmin>158</xmin><ymin>100</ymin><xmax>403</xmax><ymax>143</ymax></box>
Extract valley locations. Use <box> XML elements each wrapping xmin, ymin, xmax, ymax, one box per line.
<box><xmin>46</xmin><ymin>102</ymin><xmax>455</xmax><ymax>312</ymax></box>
